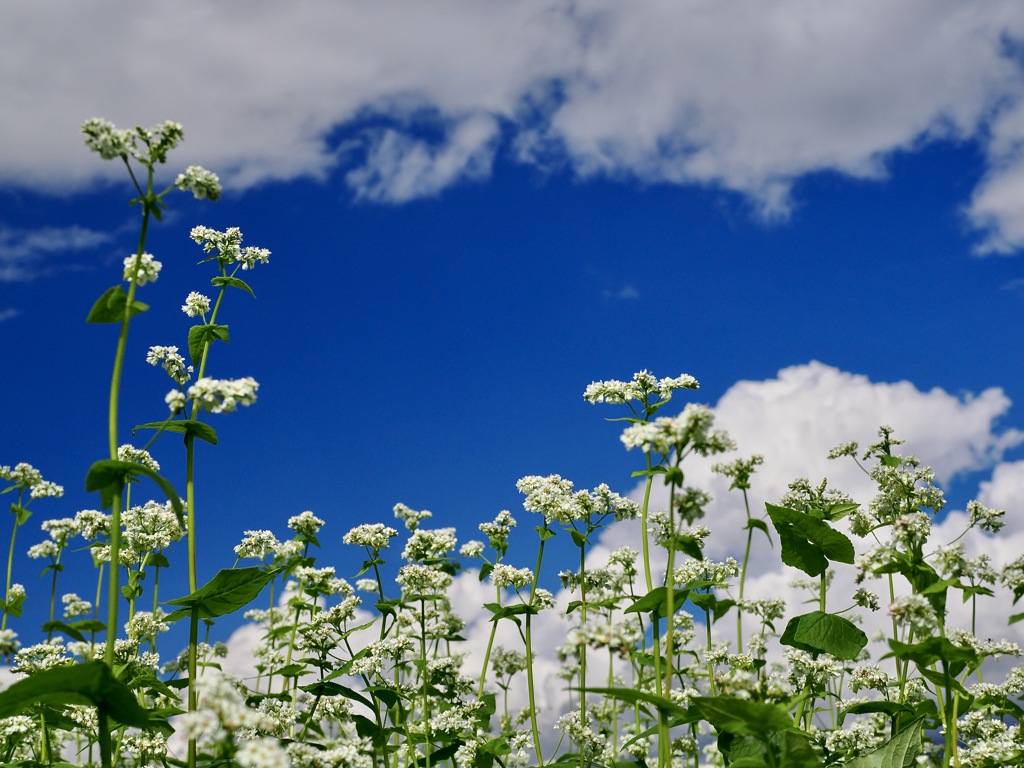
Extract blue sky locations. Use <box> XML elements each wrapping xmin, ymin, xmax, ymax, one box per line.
<box><xmin>4</xmin><ymin>2</ymin><xmax>1024</xmax><ymax>659</ymax></box>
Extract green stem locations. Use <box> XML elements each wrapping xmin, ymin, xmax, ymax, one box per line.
<box><xmin>524</xmin><ymin>524</ymin><xmax>550</xmax><ymax>767</ymax></box>
<box><xmin>640</xmin><ymin>457</ymin><xmax>655</xmax><ymax>593</ymax></box>
<box><xmin>102</xmin><ymin>163</ymin><xmax>153</xmax><ymax>669</ymax></box>
<box><xmin>737</xmin><ymin>487</ymin><xmax>753</xmax><ymax>653</ymax></box>
<box><xmin>104</xmin><ymin>491</ymin><xmax>123</xmax><ymax>668</ymax></box>
<box><xmin>664</xmin><ymin>471</ymin><xmax>678</xmax><ymax>699</ymax></box>
<box><xmin>186</xmin><ymin>435</ymin><xmax>197</xmax><ymax>593</ymax></box>
<box><xmin>1</xmin><ymin>493</ymin><xmax>22</xmax><ymax>632</ymax></box>
<box><xmin>98</xmin><ymin>710</ymin><xmax>112</xmax><ymax>768</ymax></box>
<box><xmin>420</xmin><ymin>597</ymin><xmax>431</xmax><ymax>768</ymax></box>
<box><xmin>477</xmin><ymin>580</ymin><xmax>502</xmax><ymax>700</ymax></box>
<box><xmin>188</xmin><ymin>605</ymin><xmax>199</xmax><ymax>768</ymax></box>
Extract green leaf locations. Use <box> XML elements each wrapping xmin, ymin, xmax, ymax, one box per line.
<box><xmin>482</xmin><ymin>602</ymin><xmax>537</xmax><ymax>624</ymax></box>
<box><xmin>40</xmin><ymin>621</ymin><xmax>86</xmax><ymax>643</ymax></box>
<box><xmin>765</xmin><ymin>503</ymin><xmax>855</xmax><ymax>577</ymax></box>
<box><xmin>187</xmin><ymin>323</ymin><xmax>230</xmax><ymax>366</ymax></box>
<box><xmin>840</xmin><ymin>701</ymin><xmax>916</xmax><ymax>725</ymax></box>
<box><xmin>133</xmin><ymin>419</ymin><xmax>219</xmax><ymax>446</ymax></box>
<box><xmin>271</xmin><ymin>663</ymin><xmax>306</xmax><ymax>678</ymax></box>
<box><xmin>86</xmin><ymin>285</ymin><xmax>149</xmax><ymax>323</ymax></box>
<box><xmin>671</xmin><ymin>531</ymin><xmax>705</xmax><ymax>560</ymax></box>
<box><xmin>582</xmin><ymin>687</ymin><xmax>691</xmax><ymax>719</ymax></box>
<box><xmin>780</xmin><ymin>611</ymin><xmax>867</xmax><ymax>660</ymax></box>
<box><xmin>10</xmin><ymin>504</ymin><xmax>30</xmax><ymax>525</ymax></box>
<box><xmin>0</xmin><ymin>661</ymin><xmax>150</xmax><ymax>726</ymax></box>
<box><xmin>886</xmin><ymin>637</ymin><xmax>978</xmax><ymax>668</ymax></box>
<box><xmin>824</xmin><ymin>501</ymin><xmax>860</xmax><ymax>522</ymax></box>
<box><xmin>744</xmin><ymin>517</ymin><xmax>772</xmax><ymax>540</ymax></box>
<box><xmin>624</xmin><ymin>587</ymin><xmax>690</xmax><ymax>619</ymax></box>
<box><xmin>845</xmin><ymin>717</ymin><xmax>924</xmax><ymax>768</ymax></box>
<box><xmin>164</xmin><ymin>567</ymin><xmax>280</xmax><ymax>622</ymax></box>
<box><xmin>918</xmin><ymin>666</ymin><xmax>970</xmax><ymax>698</ymax></box>
<box><xmin>211</xmin><ymin>275</ymin><xmax>256</xmax><ymax>298</ymax></box>
<box><xmin>692</xmin><ymin>696</ymin><xmax>793</xmax><ymax>735</ymax></box>
<box><xmin>85</xmin><ymin>460</ymin><xmax>183</xmax><ymax>521</ymax></box>
<box><xmin>299</xmin><ymin>681</ymin><xmax>374</xmax><ymax>709</ymax></box>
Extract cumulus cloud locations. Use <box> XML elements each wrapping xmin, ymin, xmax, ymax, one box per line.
<box><xmin>0</xmin><ymin>225</ymin><xmax>113</xmax><ymax>282</ymax></box>
<box><xmin>3</xmin><ymin>2</ymin><xmax>1024</xmax><ymax>245</ymax></box>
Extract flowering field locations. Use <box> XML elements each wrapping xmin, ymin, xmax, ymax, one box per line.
<box><xmin>2</xmin><ymin>119</ymin><xmax>1023</xmax><ymax>768</ymax></box>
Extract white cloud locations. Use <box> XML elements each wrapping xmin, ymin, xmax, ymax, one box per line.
<box><xmin>345</xmin><ymin>113</ymin><xmax>501</xmax><ymax>202</ymax></box>
<box><xmin>0</xmin><ymin>225</ymin><xmax>113</xmax><ymax>282</ymax></box>
<box><xmin>0</xmin><ymin>308</ymin><xmax>19</xmax><ymax>322</ymax></box>
<box><xmin>3</xmin><ymin>3</ymin><xmax>1024</xmax><ymax>245</ymax></box>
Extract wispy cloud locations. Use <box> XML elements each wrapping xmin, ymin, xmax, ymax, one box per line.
<box><xmin>0</xmin><ymin>308</ymin><xmax>19</xmax><ymax>322</ymax></box>
<box><xmin>602</xmin><ymin>284</ymin><xmax>640</xmax><ymax>300</ymax></box>
<box><xmin>2</xmin><ymin>3</ymin><xmax>1024</xmax><ymax>246</ymax></box>
<box><xmin>0</xmin><ymin>225</ymin><xmax>113</xmax><ymax>282</ymax></box>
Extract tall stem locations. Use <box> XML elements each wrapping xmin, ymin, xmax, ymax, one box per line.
<box><xmin>524</xmin><ymin>524</ymin><xmax>550</xmax><ymax>767</ymax></box>
<box><xmin>103</xmin><ymin>165</ymin><xmax>153</xmax><ymax>669</ymax></box>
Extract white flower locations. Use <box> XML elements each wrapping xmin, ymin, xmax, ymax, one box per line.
<box><xmin>344</xmin><ymin>523</ymin><xmax>399</xmax><ymax>550</ymax></box>
<box><xmin>402</xmin><ymin>527</ymin><xmax>457</xmax><ymax>562</ymax></box>
<box><xmin>187</xmin><ymin>376</ymin><xmax>259</xmax><ymax>414</ymax></box>
<box><xmin>117</xmin><ymin>444</ymin><xmax>160</xmax><ymax>472</ymax></box>
<box><xmin>147</xmin><ymin>345</ymin><xmax>192</xmax><ymax>385</ymax></box>
<box><xmin>583</xmin><ymin>370</ymin><xmax>699</xmax><ymax>404</ymax></box>
<box><xmin>123</xmin><ymin>252</ymin><xmax>162</xmax><ymax>285</ymax></box>
<box><xmin>490</xmin><ymin>564</ymin><xmax>534</xmax><ymax>590</ymax></box>
<box><xmin>190</xmin><ymin>226</ymin><xmax>269</xmax><ymax>269</ymax></box>
<box><xmin>81</xmin><ymin>118</ymin><xmax>133</xmax><ymax>159</ymax></box>
<box><xmin>165</xmin><ymin>390</ymin><xmax>186</xmax><ymax>414</ymax></box>
<box><xmin>287</xmin><ymin>510</ymin><xmax>324</xmax><ymax>537</ymax></box>
<box><xmin>182</xmin><ymin>291</ymin><xmax>212</xmax><ymax>317</ymax></box>
<box><xmin>235</xmin><ymin>530</ymin><xmax>281</xmax><ymax>560</ymax></box>
<box><xmin>175</xmin><ymin>165</ymin><xmax>222</xmax><ymax>201</ymax></box>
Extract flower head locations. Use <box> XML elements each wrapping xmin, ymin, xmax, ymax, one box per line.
<box><xmin>181</xmin><ymin>291</ymin><xmax>211</xmax><ymax>317</ymax></box>
<box><xmin>123</xmin><ymin>253</ymin><xmax>161</xmax><ymax>285</ymax></box>
<box><xmin>620</xmin><ymin>403</ymin><xmax>734</xmax><ymax>456</ymax></box>
<box><xmin>146</xmin><ymin>345</ymin><xmax>192</xmax><ymax>385</ymax></box>
<box><xmin>583</xmin><ymin>370</ymin><xmax>699</xmax><ymax>405</ymax></box>
<box><xmin>175</xmin><ymin>165</ymin><xmax>222</xmax><ymax>201</ymax></box>
<box><xmin>190</xmin><ymin>226</ymin><xmax>269</xmax><ymax>270</ymax></box>
<box><xmin>81</xmin><ymin>118</ymin><xmax>133</xmax><ymax>159</ymax></box>
<box><xmin>187</xmin><ymin>376</ymin><xmax>259</xmax><ymax>414</ymax></box>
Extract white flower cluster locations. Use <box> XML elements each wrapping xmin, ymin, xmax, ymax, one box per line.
<box><xmin>123</xmin><ymin>252</ymin><xmax>162</xmax><ymax>285</ymax></box>
<box><xmin>146</xmin><ymin>345</ymin><xmax>192</xmax><ymax>386</ymax></box>
<box><xmin>393</xmin><ymin>502</ymin><xmax>433</xmax><ymax>531</ymax></box>
<box><xmin>187</xmin><ymin>376</ymin><xmax>259</xmax><ymax>414</ymax></box>
<box><xmin>234</xmin><ymin>530</ymin><xmax>282</xmax><ymax>560</ymax></box>
<box><xmin>583</xmin><ymin>369</ymin><xmax>699</xmax><ymax>405</ymax></box>
<box><xmin>489</xmin><ymin>564</ymin><xmax>534</xmax><ymax>590</ymax></box>
<box><xmin>288</xmin><ymin>510</ymin><xmax>325</xmax><ymax>537</ymax></box>
<box><xmin>0</xmin><ymin>462</ymin><xmax>64</xmax><ymax>498</ymax></box>
<box><xmin>620</xmin><ymin>403</ymin><xmax>734</xmax><ymax>456</ymax></box>
<box><xmin>123</xmin><ymin>500</ymin><xmax>185</xmax><ymax>557</ymax></box>
<box><xmin>402</xmin><ymin>527</ymin><xmax>457</xmax><ymax>562</ymax></box>
<box><xmin>117</xmin><ymin>444</ymin><xmax>160</xmax><ymax>472</ymax></box>
<box><xmin>81</xmin><ymin>118</ymin><xmax>184</xmax><ymax>164</ymax></box>
<box><xmin>343</xmin><ymin>523</ymin><xmax>399</xmax><ymax>550</ymax></box>
<box><xmin>175</xmin><ymin>165</ymin><xmax>222</xmax><ymax>201</ymax></box>
<box><xmin>189</xmin><ymin>226</ymin><xmax>270</xmax><ymax>270</ymax></box>
<box><xmin>181</xmin><ymin>291</ymin><xmax>212</xmax><ymax>317</ymax></box>
<box><xmin>516</xmin><ymin>475</ymin><xmax>638</xmax><ymax>525</ymax></box>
